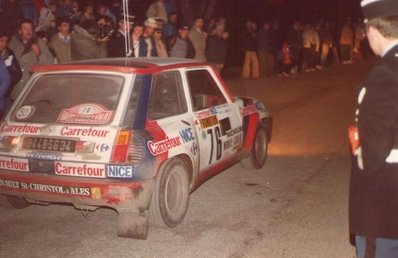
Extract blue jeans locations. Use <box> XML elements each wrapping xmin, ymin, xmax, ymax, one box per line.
<box><xmin>356</xmin><ymin>236</ymin><xmax>398</xmax><ymax>258</ymax></box>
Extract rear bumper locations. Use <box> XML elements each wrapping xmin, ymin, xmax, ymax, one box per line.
<box><xmin>0</xmin><ymin>170</ymin><xmax>154</xmax><ymax>212</ymax></box>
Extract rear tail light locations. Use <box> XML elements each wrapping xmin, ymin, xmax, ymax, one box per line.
<box><xmin>110</xmin><ymin>130</ymin><xmax>145</xmax><ymax>163</ymax></box>
<box><xmin>0</xmin><ymin>136</ymin><xmax>20</xmax><ymax>149</ymax></box>
<box><xmin>111</xmin><ymin>130</ymin><xmax>131</xmax><ymax>163</ymax></box>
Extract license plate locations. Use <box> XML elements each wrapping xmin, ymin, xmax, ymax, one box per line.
<box><xmin>23</xmin><ymin>137</ymin><xmax>76</xmax><ymax>153</ymax></box>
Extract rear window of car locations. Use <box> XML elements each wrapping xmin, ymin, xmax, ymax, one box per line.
<box><xmin>11</xmin><ymin>74</ymin><xmax>124</xmax><ymax>125</ymax></box>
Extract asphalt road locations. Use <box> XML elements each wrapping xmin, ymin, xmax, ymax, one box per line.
<box><xmin>0</xmin><ymin>59</ymin><xmax>375</xmax><ymax>258</ymax></box>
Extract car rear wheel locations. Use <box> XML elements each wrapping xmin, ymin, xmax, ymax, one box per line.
<box><xmin>240</xmin><ymin>126</ymin><xmax>268</xmax><ymax>169</ymax></box>
<box><xmin>149</xmin><ymin>158</ymin><xmax>190</xmax><ymax>228</ymax></box>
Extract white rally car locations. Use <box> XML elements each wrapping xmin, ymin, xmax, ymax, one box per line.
<box><xmin>0</xmin><ymin>58</ymin><xmax>272</xmax><ymax>239</ymax></box>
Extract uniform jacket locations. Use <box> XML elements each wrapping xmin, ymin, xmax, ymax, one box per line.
<box><xmin>1</xmin><ymin>48</ymin><xmax>22</xmax><ymax>89</ymax></box>
<box><xmin>349</xmin><ymin>44</ymin><xmax>398</xmax><ymax>239</ymax></box>
<box><xmin>0</xmin><ymin>60</ymin><xmax>11</xmax><ymax>112</ymax></box>
<box><xmin>107</xmin><ymin>30</ymin><xmax>128</xmax><ymax>58</ymax></box>
<box><xmin>8</xmin><ymin>34</ymin><xmax>54</xmax><ymax>100</ymax></box>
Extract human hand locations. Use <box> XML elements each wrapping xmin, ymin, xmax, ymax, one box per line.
<box><xmin>31</xmin><ymin>44</ymin><xmax>41</xmax><ymax>57</ymax></box>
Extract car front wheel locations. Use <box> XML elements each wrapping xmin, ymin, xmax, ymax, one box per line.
<box><xmin>240</xmin><ymin>126</ymin><xmax>268</xmax><ymax>169</ymax></box>
<box><xmin>149</xmin><ymin>158</ymin><xmax>190</xmax><ymax>228</ymax></box>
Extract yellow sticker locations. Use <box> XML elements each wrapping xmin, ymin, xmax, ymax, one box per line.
<box><xmin>91</xmin><ymin>187</ymin><xmax>101</xmax><ymax>199</ymax></box>
<box><xmin>199</xmin><ymin>115</ymin><xmax>218</xmax><ymax>129</ymax></box>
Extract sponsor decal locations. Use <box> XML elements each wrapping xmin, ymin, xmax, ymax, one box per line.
<box><xmin>219</xmin><ymin>118</ymin><xmax>231</xmax><ymax>136</ymax></box>
<box><xmin>54</xmin><ymin>162</ymin><xmax>105</xmax><ymax>178</ymax></box>
<box><xmin>57</xmin><ymin>104</ymin><xmax>113</xmax><ymax>125</ymax></box>
<box><xmin>0</xmin><ymin>179</ymin><xmax>90</xmax><ymax>196</ymax></box>
<box><xmin>96</xmin><ymin>143</ymin><xmax>110</xmax><ymax>152</ymax></box>
<box><xmin>16</xmin><ymin>105</ymin><xmax>35</xmax><ymax>120</ymax></box>
<box><xmin>60</xmin><ymin>126</ymin><xmax>109</xmax><ymax>138</ymax></box>
<box><xmin>224</xmin><ymin>138</ymin><xmax>233</xmax><ymax>150</ymax></box>
<box><xmin>179</xmin><ymin>128</ymin><xmax>195</xmax><ymax>143</ymax></box>
<box><xmin>233</xmin><ymin>133</ymin><xmax>243</xmax><ymax>149</ymax></box>
<box><xmin>209</xmin><ymin>107</ymin><xmax>218</xmax><ymax>114</ymax></box>
<box><xmin>195</xmin><ymin>110</ymin><xmax>213</xmax><ymax>119</ymax></box>
<box><xmin>191</xmin><ymin>142</ymin><xmax>198</xmax><ymax>155</ymax></box>
<box><xmin>239</xmin><ymin>105</ymin><xmax>257</xmax><ymax>116</ymax></box>
<box><xmin>226</xmin><ymin>127</ymin><xmax>242</xmax><ymax>138</ymax></box>
<box><xmin>107</xmin><ymin>165</ymin><xmax>134</xmax><ymax>178</ymax></box>
<box><xmin>0</xmin><ymin>157</ymin><xmax>29</xmax><ymax>171</ymax></box>
<box><xmin>147</xmin><ymin>136</ymin><xmax>181</xmax><ymax>156</ymax></box>
<box><xmin>0</xmin><ymin>123</ymin><xmax>41</xmax><ymax>134</ymax></box>
<box><xmin>27</xmin><ymin>152</ymin><xmax>63</xmax><ymax>161</ymax></box>
<box><xmin>199</xmin><ymin>115</ymin><xmax>218</xmax><ymax>129</ymax></box>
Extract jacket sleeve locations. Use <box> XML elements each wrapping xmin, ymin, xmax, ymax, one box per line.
<box><xmin>0</xmin><ymin>60</ymin><xmax>11</xmax><ymax>98</ymax></box>
<box><xmin>38</xmin><ymin>38</ymin><xmax>55</xmax><ymax>64</ymax></box>
<box><xmin>9</xmin><ymin>51</ymin><xmax>22</xmax><ymax>86</ymax></box>
<box><xmin>358</xmin><ymin>66</ymin><xmax>398</xmax><ymax>174</ymax></box>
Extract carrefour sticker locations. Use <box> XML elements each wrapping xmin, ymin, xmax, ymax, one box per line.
<box><xmin>54</xmin><ymin>162</ymin><xmax>106</xmax><ymax>178</ymax></box>
<box><xmin>107</xmin><ymin>165</ymin><xmax>134</xmax><ymax>178</ymax></box>
<box><xmin>0</xmin><ymin>157</ymin><xmax>29</xmax><ymax>172</ymax></box>
<box><xmin>191</xmin><ymin>142</ymin><xmax>198</xmax><ymax>155</ymax></box>
<box><xmin>199</xmin><ymin>115</ymin><xmax>218</xmax><ymax>129</ymax></box>
<box><xmin>147</xmin><ymin>136</ymin><xmax>182</xmax><ymax>156</ymax></box>
<box><xmin>195</xmin><ymin>110</ymin><xmax>213</xmax><ymax>119</ymax></box>
<box><xmin>1</xmin><ymin>123</ymin><xmax>41</xmax><ymax>134</ymax></box>
<box><xmin>240</xmin><ymin>105</ymin><xmax>257</xmax><ymax>116</ymax></box>
<box><xmin>57</xmin><ymin>103</ymin><xmax>113</xmax><ymax>125</ymax></box>
<box><xmin>16</xmin><ymin>105</ymin><xmax>36</xmax><ymax>120</ymax></box>
<box><xmin>95</xmin><ymin>143</ymin><xmax>110</xmax><ymax>152</ymax></box>
<box><xmin>60</xmin><ymin>126</ymin><xmax>110</xmax><ymax>138</ymax></box>
<box><xmin>0</xmin><ymin>179</ymin><xmax>90</xmax><ymax>196</ymax></box>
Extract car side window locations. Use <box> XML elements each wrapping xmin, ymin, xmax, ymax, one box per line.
<box><xmin>148</xmin><ymin>71</ymin><xmax>187</xmax><ymax>120</ymax></box>
<box><xmin>186</xmin><ymin>69</ymin><xmax>227</xmax><ymax>111</ymax></box>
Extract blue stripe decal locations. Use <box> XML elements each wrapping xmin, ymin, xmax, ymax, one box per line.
<box><xmin>133</xmin><ymin>74</ymin><xmax>152</xmax><ymax>129</ymax></box>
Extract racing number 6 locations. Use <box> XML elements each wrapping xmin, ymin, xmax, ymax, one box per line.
<box><xmin>207</xmin><ymin>126</ymin><xmax>222</xmax><ymax>164</ymax></box>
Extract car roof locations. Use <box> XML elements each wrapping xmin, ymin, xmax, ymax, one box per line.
<box><xmin>32</xmin><ymin>58</ymin><xmax>207</xmax><ymax>74</ymax></box>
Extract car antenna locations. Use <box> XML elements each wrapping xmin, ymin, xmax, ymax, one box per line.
<box><xmin>122</xmin><ymin>0</ymin><xmax>132</xmax><ymax>58</ymax></box>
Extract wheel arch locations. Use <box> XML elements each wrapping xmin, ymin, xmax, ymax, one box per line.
<box><xmin>174</xmin><ymin>153</ymin><xmax>195</xmax><ymax>191</ymax></box>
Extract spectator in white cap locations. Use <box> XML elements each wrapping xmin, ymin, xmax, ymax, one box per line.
<box><xmin>146</xmin><ymin>0</ymin><xmax>168</xmax><ymax>24</ymax></box>
<box><xmin>349</xmin><ymin>1</ymin><xmax>398</xmax><ymax>257</ymax></box>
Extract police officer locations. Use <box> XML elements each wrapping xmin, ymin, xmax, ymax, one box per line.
<box><xmin>349</xmin><ymin>0</ymin><xmax>398</xmax><ymax>257</ymax></box>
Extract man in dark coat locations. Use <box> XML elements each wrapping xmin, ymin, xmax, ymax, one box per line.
<box><xmin>349</xmin><ymin>0</ymin><xmax>398</xmax><ymax>257</ymax></box>
<box><xmin>107</xmin><ymin>15</ymin><xmax>134</xmax><ymax>58</ymax></box>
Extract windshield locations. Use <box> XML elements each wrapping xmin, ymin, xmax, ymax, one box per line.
<box><xmin>12</xmin><ymin>74</ymin><xmax>124</xmax><ymax>125</ymax></box>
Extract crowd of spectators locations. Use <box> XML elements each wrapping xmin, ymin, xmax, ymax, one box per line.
<box><xmin>0</xmin><ymin>0</ymin><xmax>229</xmax><ymax>116</ymax></box>
<box><xmin>241</xmin><ymin>17</ymin><xmax>371</xmax><ymax>79</ymax></box>
<box><xmin>0</xmin><ymin>0</ymin><xmax>372</xmax><ymax>115</ymax></box>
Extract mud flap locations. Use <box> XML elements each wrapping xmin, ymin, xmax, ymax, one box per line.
<box><xmin>117</xmin><ymin>210</ymin><xmax>149</xmax><ymax>239</ymax></box>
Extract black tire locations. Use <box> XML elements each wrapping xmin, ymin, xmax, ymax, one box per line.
<box><xmin>240</xmin><ymin>126</ymin><xmax>268</xmax><ymax>169</ymax></box>
<box><xmin>149</xmin><ymin>158</ymin><xmax>190</xmax><ymax>228</ymax></box>
<box><xmin>0</xmin><ymin>195</ymin><xmax>31</xmax><ymax>209</ymax></box>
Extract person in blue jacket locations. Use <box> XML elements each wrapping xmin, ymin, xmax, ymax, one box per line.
<box><xmin>0</xmin><ymin>59</ymin><xmax>11</xmax><ymax>117</ymax></box>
